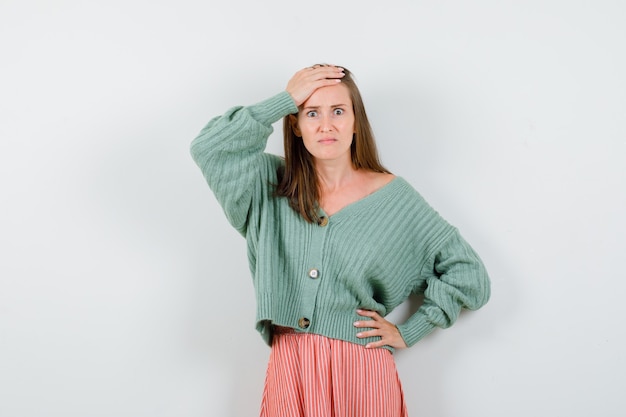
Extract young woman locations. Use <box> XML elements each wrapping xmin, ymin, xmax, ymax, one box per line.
<box><xmin>191</xmin><ymin>64</ymin><xmax>490</xmax><ymax>417</ymax></box>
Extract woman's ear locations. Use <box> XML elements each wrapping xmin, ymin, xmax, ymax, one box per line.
<box><xmin>289</xmin><ymin>114</ymin><xmax>301</xmax><ymax>137</ymax></box>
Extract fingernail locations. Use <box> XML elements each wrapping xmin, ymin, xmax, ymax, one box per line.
<box><xmin>356</xmin><ymin>332</ymin><xmax>363</xmax><ymax>337</ymax></box>
<box><xmin>353</xmin><ymin>321</ymin><xmax>359</xmax><ymax>326</ymax></box>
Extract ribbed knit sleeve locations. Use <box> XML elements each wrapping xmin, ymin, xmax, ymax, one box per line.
<box><xmin>190</xmin><ymin>91</ymin><xmax>298</xmax><ymax>234</ymax></box>
<box><xmin>397</xmin><ymin>230</ymin><xmax>491</xmax><ymax>347</ymax></box>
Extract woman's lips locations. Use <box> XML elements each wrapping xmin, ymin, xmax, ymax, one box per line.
<box><xmin>318</xmin><ymin>138</ymin><xmax>337</xmax><ymax>144</ymax></box>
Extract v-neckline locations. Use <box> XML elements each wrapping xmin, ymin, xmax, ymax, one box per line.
<box><xmin>318</xmin><ymin>176</ymin><xmax>401</xmax><ymax>221</ymax></box>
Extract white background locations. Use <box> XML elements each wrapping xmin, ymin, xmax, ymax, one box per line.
<box><xmin>1</xmin><ymin>1</ymin><xmax>625</xmax><ymax>416</ymax></box>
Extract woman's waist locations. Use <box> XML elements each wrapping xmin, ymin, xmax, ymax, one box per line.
<box><xmin>265</xmin><ymin>314</ymin><xmax>395</xmax><ymax>352</ymax></box>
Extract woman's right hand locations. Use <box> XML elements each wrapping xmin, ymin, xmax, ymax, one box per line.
<box><xmin>286</xmin><ymin>65</ymin><xmax>345</xmax><ymax>107</ymax></box>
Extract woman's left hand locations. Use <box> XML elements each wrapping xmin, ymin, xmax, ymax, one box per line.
<box><xmin>354</xmin><ymin>309</ymin><xmax>408</xmax><ymax>349</ymax></box>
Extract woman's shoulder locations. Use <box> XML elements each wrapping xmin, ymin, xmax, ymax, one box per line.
<box><xmin>362</xmin><ymin>171</ymin><xmax>396</xmax><ymax>194</ymax></box>
<box><xmin>372</xmin><ymin>174</ymin><xmax>439</xmax><ymax>213</ymax></box>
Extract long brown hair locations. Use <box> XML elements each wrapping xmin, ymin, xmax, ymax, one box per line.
<box><xmin>275</xmin><ymin>66</ymin><xmax>390</xmax><ymax>224</ymax></box>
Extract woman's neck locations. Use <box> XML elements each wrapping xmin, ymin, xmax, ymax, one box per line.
<box><xmin>314</xmin><ymin>159</ymin><xmax>358</xmax><ymax>193</ymax></box>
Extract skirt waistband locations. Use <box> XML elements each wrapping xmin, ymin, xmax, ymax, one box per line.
<box><xmin>273</xmin><ymin>325</ymin><xmax>297</xmax><ymax>335</ymax></box>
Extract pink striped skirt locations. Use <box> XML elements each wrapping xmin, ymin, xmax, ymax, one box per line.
<box><xmin>260</xmin><ymin>326</ymin><xmax>408</xmax><ymax>417</ymax></box>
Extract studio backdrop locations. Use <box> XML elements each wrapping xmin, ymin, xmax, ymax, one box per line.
<box><xmin>1</xmin><ymin>1</ymin><xmax>625</xmax><ymax>416</ymax></box>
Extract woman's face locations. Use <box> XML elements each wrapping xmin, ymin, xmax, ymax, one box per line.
<box><xmin>295</xmin><ymin>83</ymin><xmax>355</xmax><ymax>164</ymax></box>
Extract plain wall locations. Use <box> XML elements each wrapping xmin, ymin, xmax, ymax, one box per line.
<box><xmin>1</xmin><ymin>1</ymin><xmax>625</xmax><ymax>416</ymax></box>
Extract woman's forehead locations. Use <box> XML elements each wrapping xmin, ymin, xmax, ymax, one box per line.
<box><xmin>301</xmin><ymin>83</ymin><xmax>351</xmax><ymax>108</ymax></box>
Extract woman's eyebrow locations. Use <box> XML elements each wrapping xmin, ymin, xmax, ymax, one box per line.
<box><xmin>302</xmin><ymin>103</ymin><xmax>348</xmax><ymax>110</ymax></box>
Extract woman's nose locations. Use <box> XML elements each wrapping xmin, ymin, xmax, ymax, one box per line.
<box><xmin>320</xmin><ymin>116</ymin><xmax>332</xmax><ymax>132</ymax></box>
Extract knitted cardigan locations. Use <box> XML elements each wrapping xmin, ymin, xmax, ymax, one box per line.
<box><xmin>190</xmin><ymin>91</ymin><xmax>490</xmax><ymax>349</ymax></box>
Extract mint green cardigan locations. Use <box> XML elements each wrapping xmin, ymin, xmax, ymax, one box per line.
<box><xmin>191</xmin><ymin>91</ymin><xmax>490</xmax><ymax>349</ymax></box>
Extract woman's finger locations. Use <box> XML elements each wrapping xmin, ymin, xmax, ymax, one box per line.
<box><xmin>286</xmin><ymin>65</ymin><xmax>345</xmax><ymax>106</ymax></box>
<box><xmin>356</xmin><ymin>309</ymin><xmax>382</xmax><ymax>319</ymax></box>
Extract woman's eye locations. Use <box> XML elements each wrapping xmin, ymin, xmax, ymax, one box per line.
<box><xmin>306</xmin><ymin>111</ymin><xmax>318</xmax><ymax>118</ymax></box>
<box><xmin>333</xmin><ymin>108</ymin><xmax>344</xmax><ymax>116</ymax></box>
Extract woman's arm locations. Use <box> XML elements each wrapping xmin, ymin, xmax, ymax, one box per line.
<box><xmin>190</xmin><ymin>91</ymin><xmax>297</xmax><ymax>233</ymax></box>
<box><xmin>398</xmin><ymin>230</ymin><xmax>491</xmax><ymax>347</ymax></box>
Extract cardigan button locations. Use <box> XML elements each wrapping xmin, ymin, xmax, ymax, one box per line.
<box><xmin>308</xmin><ymin>268</ymin><xmax>319</xmax><ymax>279</ymax></box>
<box><xmin>319</xmin><ymin>216</ymin><xmax>329</xmax><ymax>227</ymax></box>
<box><xmin>298</xmin><ymin>317</ymin><xmax>310</xmax><ymax>329</ymax></box>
